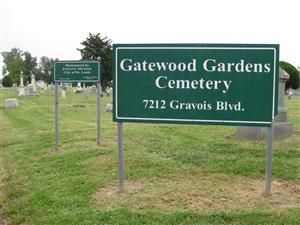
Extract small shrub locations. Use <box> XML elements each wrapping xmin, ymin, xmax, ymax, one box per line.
<box><xmin>2</xmin><ymin>75</ymin><xmax>13</xmax><ymax>87</ymax></box>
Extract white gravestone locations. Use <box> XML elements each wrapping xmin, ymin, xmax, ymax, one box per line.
<box><xmin>75</xmin><ymin>82</ymin><xmax>83</xmax><ymax>93</ymax></box>
<box><xmin>5</xmin><ymin>99</ymin><xmax>18</xmax><ymax>108</ymax></box>
<box><xmin>61</xmin><ymin>87</ymin><xmax>67</xmax><ymax>99</ymax></box>
<box><xmin>105</xmin><ymin>103</ymin><xmax>113</xmax><ymax>113</ymax></box>
<box><xmin>90</xmin><ymin>85</ymin><xmax>97</xmax><ymax>94</ymax></box>
<box><xmin>27</xmin><ymin>74</ymin><xmax>38</xmax><ymax>97</ymax></box>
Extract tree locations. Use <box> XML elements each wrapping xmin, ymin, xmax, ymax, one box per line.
<box><xmin>279</xmin><ymin>61</ymin><xmax>300</xmax><ymax>90</ymax></box>
<box><xmin>1</xmin><ymin>48</ymin><xmax>37</xmax><ymax>84</ymax></box>
<box><xmin>77</xmin><ymin>33</ymin><xmax>112</xmax><ymax>89</ymax></box>
<box><xmin>37</xmin><ymin>56</ymin><xmax>56</xmax><ymax>83</ymax></box>
<box><xmin>1</xmin><ymin>48</ymin><xmax>25</xmax><ymax>83</ymax></box>
<box><xmin>23</xmin><ymin>51</ymin><xmax>37</xmax><ymax>77</ymax></box>
<box><xmin>2</xmin><ymin>48</ymin><xmax>23</xmax><ymax>72</ymax></box>
<box><xmin>2</xmin><ymin>75</ymin><xmax>13</xmax><ymax>87</ymax></box>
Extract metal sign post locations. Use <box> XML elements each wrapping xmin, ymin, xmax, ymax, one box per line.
<box><xmin>117</xmin><ymin>122</ymin><xmax>124</xmax><ymax>192</ymax></box>
<box><xmin>264</xmin><ymin>121</ymin><xmax>274</xmax><ymax>195</ymax></box>
<box><xmin>97</xmin><ymin>83</ymin><xmax>101</xmax><ymax>145</ymax></box>
<box><xmin>54</xmin><ymin>82</ymin><xmax>59</xmax><ymax>150</ymax></box>
<box><xmin>53</xmin><ymin>60</ymin><xmax>101</xmax><ymax>149</ymax></box>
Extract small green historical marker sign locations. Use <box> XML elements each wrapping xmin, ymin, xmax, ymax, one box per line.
<box><xmin>113</xmin><ymin>44</ymin><xmax>279</xmax><ymax>127</ymax></box>
<box><xmin>54</xmin><ymin>60</ymin><xmax>100</xmax><ymax>82</ymax></box>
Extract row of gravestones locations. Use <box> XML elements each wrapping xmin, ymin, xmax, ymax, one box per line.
<box><xmin>5</xmin><ymin>67</ymin><xmax>295</xmax><ymax>140</ymax></box>
<box><xmin>18</xmin><ymin>72</ymin><xmax>38</xmax><ymax>97</ymax></box>
<box><xmin>4</xmin><ymin>72</ymin><xmax>112</xmax><ymax>107</ymax></box>
<box><xmin>4</xmin><ymin>72</ymin><xmax>39</xmax><ymax>108</ymax></box>
<box><xmin>16</xmin><ymin>71</ymin><xmax>111</xmax><ymax>98</ymax></box>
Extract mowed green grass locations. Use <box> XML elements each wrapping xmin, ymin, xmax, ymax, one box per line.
<box><xmin>1</xmin><ymin>87</ymin><xmax>300</xmax><ymax>225</ymax></box>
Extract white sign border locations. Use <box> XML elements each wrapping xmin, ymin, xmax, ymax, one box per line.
<box><xmin>54</xmin><ymin>60</ymin><xmax>100</xmax><ymax>83</ymax></box>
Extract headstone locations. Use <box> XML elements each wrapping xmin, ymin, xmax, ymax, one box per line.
<box><xmin>291</xmin><ymin>88</ymin><xmax>300</xmax><ymax>96</ymax></box>
<box><xmin>75</xmin><ymin>82</ymin><xmax>83</xmax><ymax>93</ymax></box>
<box><xmin>27</xmin><ymin>74</ymin><xmax>38</xmax><ymax>97</ymax></box>
<box><xmin>105</xmin><ymin>103</ymin><xmax>113</xmax><ymax>113</ymax></box>
<box><xmin>90</xmin><ymin>85</ymin><xmax>97</xmax><ymax>94</ymax></box>
<box><xmin>4</xmin><ymin>98</ymin><xmax>18</xmax><ymax>108</ymax></box>
<box><xmin>18</xmin><ymin>71</ymin><xmax>26</xmax><ymax>96</ymax></box>
<box><xmin>236</xmin><ymin>67</ymin><xmax>293</xmax><ymax>139</ymax></box>
<box><xmin>36</xmin><ymin>80</ymin><xmax>46</xmax><ymax>89</ymax></box>
<box><xmin>61</xmin><ymin>86</ymin><xmax>67</xmax><ymax>99</ymax></box>
<box><xmin>27</xmin><ymin>85</ymin><xmax>36</xmax><ymax>96</ymax></box>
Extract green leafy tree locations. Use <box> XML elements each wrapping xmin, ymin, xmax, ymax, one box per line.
<box><xmin>279</xmin><ymin>61</ymin><xmax>300</xmax><ymax>90</ymax></box>
<box><xmin>1</xmin><ymin>48</ymin><xmax>37</xmax><ymax>84</ymax></box>
<box><xmin>1</xmin><ymin>48</ymin><xmax>25</xmax><ymax>83</ymax></box>
<box><xmin>77</xmin><ymin>33</ymin><xmax>112</xmax><ymax>89</ymax></box>
<box><xmin>2</xmin><ymin>75</ymin><xmax>13</xmax><ymax>87</ymax></box>
<box><xmin>38</xmin><ymin>56</ymin><xmax>56</xmax><ymax>83</ymax></box>
<box><xmin>23</xmin><ymin>52</ymin><xmax>37</xmax><ymax>78</ymax></box>
<box><xmin>2</xmin><ymin>48</ymin><xmax>23</xmax><ymax>71</ymax></box>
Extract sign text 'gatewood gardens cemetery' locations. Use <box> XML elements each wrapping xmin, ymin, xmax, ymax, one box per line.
<box><xmin>113</xmin><ymin>44</ymin><xmax>279</xmax><ymax>127</ymax></box>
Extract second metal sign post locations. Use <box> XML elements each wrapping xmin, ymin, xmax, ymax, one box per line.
<box><xmin>54</xmin><ymin>60</ymin><xmax>101</xmax><ymax>149</ymax></box>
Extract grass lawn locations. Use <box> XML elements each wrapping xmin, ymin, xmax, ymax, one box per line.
<box><xmin>1</xmin><ymin>87</ymin><xmax>299</xmax><ymax>225</ymax></box>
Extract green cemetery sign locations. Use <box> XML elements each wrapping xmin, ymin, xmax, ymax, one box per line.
<box><xmin>54</xmin><ymin>60</ymin><xmax>100</xmax><ymax>82</ymax></box>
<box><xmin>113</xmin><ymin>44</ymin><xmax>279</xmax><ymax>126</ymax></box>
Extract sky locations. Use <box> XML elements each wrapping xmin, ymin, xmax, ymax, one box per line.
<box><xmin>1</xmin><ymin>0</ymin><xmax>300</xmax><ymax>78</ymax></box>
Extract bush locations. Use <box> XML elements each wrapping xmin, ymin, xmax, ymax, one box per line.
<box><xmin>2</xmin><ymin>75</ymin><xmax>13</xmax><ymax>87</ymax></box>
<box><xmin>279</xmin><ymin>61</ymin><xmax>300</xmax><ymax>90</ymax></box>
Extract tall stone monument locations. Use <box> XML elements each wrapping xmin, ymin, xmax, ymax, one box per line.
<box><xmin>27</xmin><ymin>73</ymin><xmax>38</xmax><ymax>97</ymax></box>
<box><xmin>31</xmin><ymin>74</ymin><xmax>37</xmax><ymax>92</ymax></box>
<box><xmin>18</xmin><ymin>71</ymin><xmax>26</xmax><ymax>96</ymax></box>
<box><xmin>236</xmin><ymin>67</ymin><xmax>293</xmax><ymax>139</ymax></box>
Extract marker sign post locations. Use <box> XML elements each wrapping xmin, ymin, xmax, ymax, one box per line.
<box><xmin>54</xmin><ymin>60</ymin><xmax>101</xmax><ymax>149</ymax></box>
<box><xmin>113</xmin><ymin>44</ymin><xmax>279</xmax><ymax>194</ymax></box>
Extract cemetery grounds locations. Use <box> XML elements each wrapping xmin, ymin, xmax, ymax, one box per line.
<box><xmin>1</xmin><ymin>87</ymin><xmax>299</xmax><ymax>225</ymax></box>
